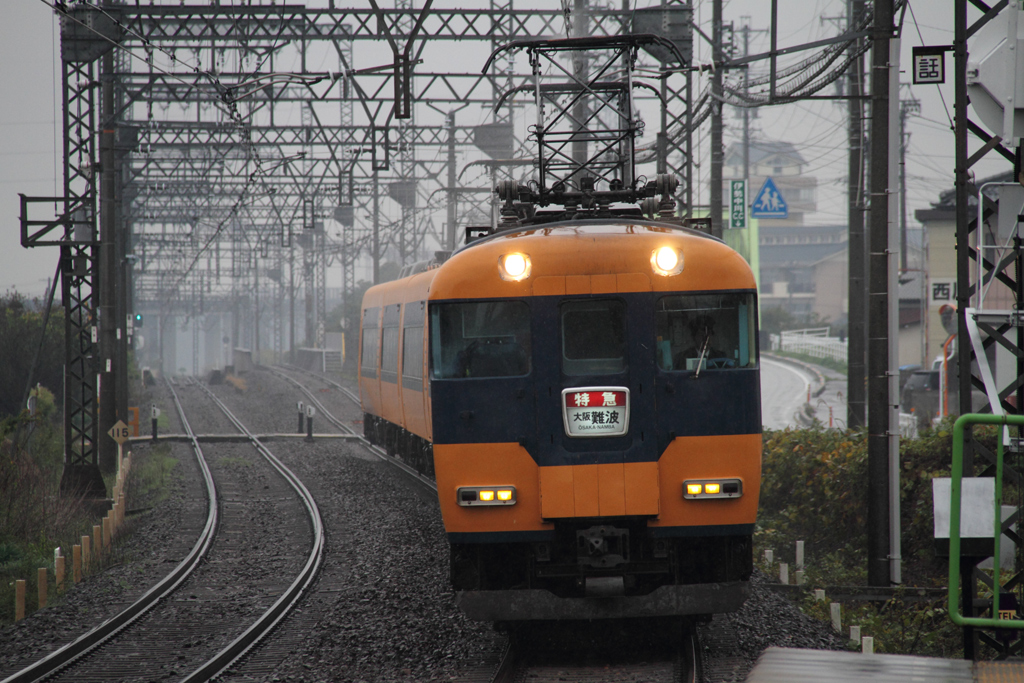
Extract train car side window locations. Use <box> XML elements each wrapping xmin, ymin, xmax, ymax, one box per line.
<box><xmin>655</xmin><ymin>293</ymin><xmax>757</xmax><ymax>372</ymax></box>
<box><xmin>560</xmin><ymin>299</ymin><xmax>627</xmax><ymax>376</ymax></box>
<box><xmin>429</xmin><ymin>300</ymin><xmax>530</xmax><ymax>379</ymax></box>
<box><xmin>381</xmin><ymin>304</ymin><xmax>402</xmax><ymax>382</ymax></box>
<box><xmin>360</xmin><ymin>307</ymin><xmax>381</xmax><ymax>378</ymax></box>
<box><xmin>402</xmin><ymin>301</ymin><xmax>426</xmax><ymax>388</ymax></box>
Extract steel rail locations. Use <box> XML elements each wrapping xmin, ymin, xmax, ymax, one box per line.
<box><xmin>486</xmin><ymin>629</ymin><xmax>697</xmax><ymax>683</ymax></box>
<box><xmin>490</xmin><ymin>640</ymin><xmax>520</xmax><ymax>683</ymax></box>
<box><xmin>180</xmin><ymin>378</ymin><xmax>326</xmax><ymax>682</ymax></box>
<box><xmin>268</xmin><ymin>365</ymin><xmax>437</xmax><ymax>493</ymax></box>
<box><xmin>264</xmin><ymin>366</ymin><xmax>359</xmax><ymax>436</ymax></box>
<box><xmin>0</xmin><ymin>378</ymin><xmax>220</xmax><ymax>683</ymax></box>
<box><xmin>274</xmin><ymin>368</ymin><xmax>706</xmax><ymax>683</ymax></box>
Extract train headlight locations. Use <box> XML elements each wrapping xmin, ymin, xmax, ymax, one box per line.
<box><xmin>651</xmin><ymin>246</ymin><xmax>684</xmax><ymax>276</ymax></box>
<box><xmin>682</xmin><ymin>479</ymin><xmax>742</xmax><ymax>499</ymax></box>
<box><xmin>499</xmin><ymin>253</ymin><xmax>532</xmax><ymax>281</ymax></box>
<box><xmin>457</xmin><ymin>485</ymin><xmax>517</xmax><ymax>506</ymax></box>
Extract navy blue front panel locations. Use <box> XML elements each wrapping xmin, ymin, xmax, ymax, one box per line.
<box><xmin>530</xmin><ymin>293</ymin><xmax>654</xmax><ymax>466</ymax></box>
<box><xmin>430</xmin><ymin>291</ymin><xmax>760</xmax><ymax>466</ymax></box>
<box><xmin>431</xmin><ymin>374</ymin><xmax>536</xmax><ymax>445</ymax></box>
<box><xmin>652</xmin><ymin>369</ymin><xmax>761</xmax><ymax>455</ymax></box>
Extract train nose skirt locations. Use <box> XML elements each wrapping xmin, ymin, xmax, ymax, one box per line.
<box><xmin>456</xmin><ymin>580</ymin><xmax>749</xmax><ymax>621</ymax></box>
<box><xmin>585</xmin><ymin>576</ymin><xmax>625</xmax><ymax>597</ymax></box>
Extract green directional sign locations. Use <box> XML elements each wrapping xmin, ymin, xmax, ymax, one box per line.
<box><xmin>729</xmin><ymin>179</ymin><xmax>747</xmax><ymax>229</ymax></box>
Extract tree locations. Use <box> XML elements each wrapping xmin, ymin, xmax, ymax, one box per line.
<box><xmin>0</xmin><ymin>292</ymin><xmax>64</xmax><ymax>419</ymax></box>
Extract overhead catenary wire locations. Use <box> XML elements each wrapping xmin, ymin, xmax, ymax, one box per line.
<box><xmin>38</xmin><ymin>0</ymin><xmax>325</xmax><ymax>304</ymax></box>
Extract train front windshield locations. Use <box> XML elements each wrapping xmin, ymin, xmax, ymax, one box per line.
<box><xmin>561</xmin><ymin>299</ymin><xmax>627</xmax><ymax>376</ymax></box>
<box><xmin>655</xmin><ymin>292</ymin><xmax>757</xmax><ymax>372</ymax></box>
<box><xmin>430</xmin><ymin>300</ymin><xmax>531</xmax><ymax>379</ymax></box>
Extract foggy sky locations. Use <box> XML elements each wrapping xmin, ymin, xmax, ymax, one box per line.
<box><xmin>0</xmin><ymin>1</ymin><xmax>996</xmax><ymax>298</ymax></box>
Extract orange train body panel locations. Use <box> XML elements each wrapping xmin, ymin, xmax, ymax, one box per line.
<box><xmin>434</xmin><ymin>442</ymin><xmax>549</xmax><ymax>535</ymax></box>
<box><xmin>360</xmin><ymin>270</ymin><xmax>435</xmax><ymax>440</ymax></box>
<box><xmin>650</xmin><ymin>434</ymin><xmax>762</xmax><ymax>528</ymax></box>
<box><xmin>360</xmin><ymin>219</ymin><xmax>761</xmax><ymax>620</ymax></box>
<box><xmin>429</xmin><ymin>223</ymin><xmax>755</xmax><ymax>301</ymax></box>
<box><xmin>379</xmin><ymin>366</ymin><xmax>403</xmax><ymax>432</ymax></box>
<box><xmin>539</xmin><ymin>463</ymin><xmax>657</xmax><ymax>519</ymax></box>
<box><xmin>440</xmin><ymin>436</ymin><xmax>758</xmax><ymax>532</ymax></box>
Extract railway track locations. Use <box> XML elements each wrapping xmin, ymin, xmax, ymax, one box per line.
<box><xmin>267</xmin><ymin>366</ymin><xmax>716</xmax><ymax>683</ymax></box>
<box><xmin>1</xmin><ymin>377</ymin><xmax>323</xmax><ymax>683</ymax></box>
<box><xmin>486</xmin><ymin>620</ymin><xmax>700</xmax><ymax>683</ymax></box>
<box><xmin>266</xmin><ymin>364</ymin><xmax>438</xmax><ymax>493</ymax></box>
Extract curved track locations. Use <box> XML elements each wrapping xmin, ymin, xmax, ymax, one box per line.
<box><xmin>0</xmin><ymin>379</ymin><xmax>218</xmax><ymax>683</ymax></box>
<box><xmin>181</xmin><ymin>377</ymin><xmax>325</xmax><ymax>682</ymax></box>
<box><xmin>2</xmin><ymin>377</ymin><xmax>324</xmax><ymax>683</ymax></box>
<box><xmin>267</xmin><ymin>365</ymin><xmax>437</xmax><ymax>493</ymax></box>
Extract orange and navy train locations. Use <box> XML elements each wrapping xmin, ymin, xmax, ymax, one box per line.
<box><xmin>359</xmin><ymin>217</ymin><xmax>761</xmax><ymax>621</ymax></box>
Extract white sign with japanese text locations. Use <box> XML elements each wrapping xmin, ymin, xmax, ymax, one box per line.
<box><xmin>729</xmin><ymin>179</ymin><xmax>747</xmax><ymax>229</ymax></box>
<box><xmin>912</xmin><ymin>46</ymin><xmax>946</xmax><ymax>85</ymax></box>
<box><xmin>929</xmin><ymin>277</ymin><xmax>957</xmax><ymax>307</ymax></box>
<box><xmin>562</xmin><ymin>387</ymin><xmax>630</xmax><ymax>437</ymax></box>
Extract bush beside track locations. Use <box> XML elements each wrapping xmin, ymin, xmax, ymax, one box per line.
<box><xmin>757</xmin><ymin>421</ymin><xmax>1002</xmax><ymax>657</ymax></box>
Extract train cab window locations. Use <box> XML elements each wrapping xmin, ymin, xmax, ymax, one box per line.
<box><xmin>561</xmin><ymin>299</ymin><xmax>627</xmax><ymax>376</ymax></box>
<box><xmin>655</xmin><ymin>293</ymin><xmax>757</xmax><ymax>372</ymax></box>
<box><xmin>430</xmin><ymin>301</ymin><xmax>531</xmax><ymax>379</ymax></box>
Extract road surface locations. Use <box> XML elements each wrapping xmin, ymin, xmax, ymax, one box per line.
<box><xmin>760</xmin><ymin>358</ymin><xmax>811</xmax><ymax>430</ymax></box>
<box><xmin>760</xmin><ymin>357</ymin><xmax>849</xmax><ymax>430</ymax></box>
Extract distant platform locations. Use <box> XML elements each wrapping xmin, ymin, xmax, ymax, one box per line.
<box><xmin>745</xmin><ymin>647</ymin><xmax>1024</xmax><ymax>682</ymax></box>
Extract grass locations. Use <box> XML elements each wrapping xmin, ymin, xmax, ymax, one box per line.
<box><xmin>0</xmin><ymin>411</ymin><xmax>182</xmax><ymax>625</ymax></box>
<box><xmin>771</xmin><ymin>350</ymin><xmax>848</xmax><ymax>376</ymax></box>
<box><xmin>0</xmin><ymin>404</ymin><xmax>96</xmax><ymax>624</ymax></box>
<box><xmin>128</xmin><ymin>443</ymin><xmax>179</xmax><ymax>510</ymax></box>
<box><xmin>755</xmin><ymin>422</ymin><xmax>978</xmax><ymax>657</ymax></box>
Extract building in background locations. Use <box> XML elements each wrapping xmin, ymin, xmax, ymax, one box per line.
<box><xmin>915</xmin><ymin>171</ymin><xmax>1015</xmax><ymax>374</ymax></box>
<box><xmin>757</xmin><ymin>223</ymin><xmax>847</xmax><ymax>323</ymax></box>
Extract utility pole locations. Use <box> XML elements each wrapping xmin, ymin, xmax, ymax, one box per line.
<box><xmin>372</xmin><ymin>169</ymin><xmax>380</xmax><ymax>284</ymax></box>
<box><xmin>98</xmin><ymin>47</ymin><xmax>117</xmax><ymax>475</ymax></box>
<box><xmin>899</xmin><ymin>93</ymin><xmax>920</xmax><ymax>274</ymax></box>
<box><xmin>736</xmin><ymin>21</ymin><xmax>767</xmax><ymax>216</ymax></box>
<box><xmin>847</xmin><ymin>0</ymin><xmax>867</xmax><ymax>430</ymax></box>
<box><xmin>289</xmin><ymin>230</ymin><xmax>295</xmax><ymax>363</ymax></box>
<box><xmin>446</xmin><ymin>110</ymin><xmax>457</xmax><ymax>250</ymax></box>
<box><xmin>710</xmin><ymin>0</ymin><xmax>724</xmax><ymax>238</ymax></box>
<box><xmin>867</xmin><ymin>0</ymin><xmax>894</xmax><ymax>587</ymax></box>
<box><xmin>254</xmin><ymin>257</ymin><xmax>260</xmax><ymax>362</ymax></box>
<box><xmin>571</xmin><ymin>0</ymin><xmax>590</xmax><ymax>175</ymax></box>
<box><xmin>740</xmin><ymin>23</ymin><xmax>752</xmax><ymax>184</ymax></box>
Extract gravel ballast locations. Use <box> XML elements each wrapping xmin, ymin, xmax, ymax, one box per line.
<box><xmin>1</xmin><ymin>368</ymin><xmax>853</xmax><ymax>682</ymax></box>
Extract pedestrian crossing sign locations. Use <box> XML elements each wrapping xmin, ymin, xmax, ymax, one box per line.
<box><xmin>750</xmin><ymin>177</ymin><xmax>788</xmax><ymax>219</ymax></box>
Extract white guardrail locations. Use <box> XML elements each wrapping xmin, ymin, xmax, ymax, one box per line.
<box><xmin>770</xmin><ymin>327</ymin><xmax>848</xmax><ymax>364</ymax></box>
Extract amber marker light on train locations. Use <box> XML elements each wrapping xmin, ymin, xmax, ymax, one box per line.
<box><xmin>682</xmin><ymin>479</ymin><xmax>742</xmax><ymax>500</ymax></box>
<box><xmin>651</xmin><ymin>246</ymin><xmax>684</xmax><ymax>276</ymax></box>
<box><xmin>498</xmin><ymin>253</ymin><xmax>532</xmax><ymax>281</ymax></box>
<box><xmin>457</xmin><ymin>486</ymin><xmax>517</xmax><ymax>507</ymax></box>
